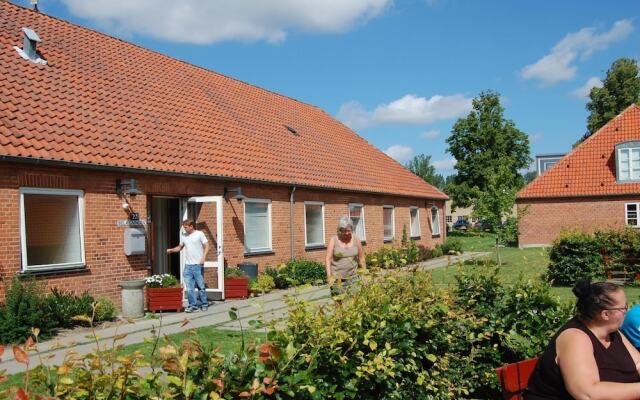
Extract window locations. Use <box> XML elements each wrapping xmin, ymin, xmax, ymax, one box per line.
<box><xmin>431</xmin><ymin>207</ymin><xmax>441</xmax><ymax>236</ymax></box>
<box><xmin>446</xmin><ymin>215</ymin><xmax>453</xmax><ymax>223</ymax></box>
<box><xmin>410</xmin><ymin>207</ymin><xmax>421</xmax><ymax>238</ymax></box>
<box><xmin>304</xmin><ymin>202</ymin><xmax>325</xmax><ymax>247</ymax></box>
<box><xmin>20</xmin><ymin>188</ymin><xmax>85</xmax><ymax>271</ymax></box>
<box><xmin>617</xmin><ymin>143</ymin><xmax>640</xmax><ymax>182</ymax></box>
<box><xmin>457</xmin><ymin>215</ymin><xmax>467</xmax><ymax>222</ymax></box>
<box><xmin>349</xmin><ymin>203</ymin><xmax>366</xmax><ymax>241</ymax></box>
<box><xmin>626</xmin><ymin>203</ymin><xmax>640</xmax><ymax>227</ymax></box>
<box><xmin>383</xmin><ymin>206</ymin><xmax>394</xmax><ymax>241</ymax></box>
<box><xmin>244</xmin><ymin>199</ymin><xmax>272</xmax><ymax>253</ymax></box>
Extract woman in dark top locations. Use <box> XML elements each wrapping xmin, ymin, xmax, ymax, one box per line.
<box><xmin>525</xmin><ymin>280</ymin><xmax>640</xmax><ymax>400</ymax></box>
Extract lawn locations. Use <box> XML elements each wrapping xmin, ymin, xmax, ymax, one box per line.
<box><xmin>432</xmin><ymin>231</ymin><xmax>640</xmax><ymax>304</ymax></box>
<box><xmin>0</xmin><ymin>326</ymin><xmax>264</xmax><ymax>391</ymax></box>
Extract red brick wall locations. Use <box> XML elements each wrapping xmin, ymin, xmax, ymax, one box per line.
<box><xmin>517</xmin><ymin>196</ymin><xmax>638</xmax><ymax>247</ymax></box>
<box><xmin>0</xmin><ymin>161</ymin><xmax>446</xmax><ymax>308</ymax></box>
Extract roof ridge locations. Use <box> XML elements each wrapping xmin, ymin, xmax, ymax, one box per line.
<box><xmin>1</xmin><ymin>1</ymin><xmax>322</xmax><ymax>113</ymax></box>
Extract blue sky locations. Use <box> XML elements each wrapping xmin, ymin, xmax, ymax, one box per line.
<box><xmin>13</xmin><ymin>0</ymin><xmax>640</xmax><ymax>175</ymax></box>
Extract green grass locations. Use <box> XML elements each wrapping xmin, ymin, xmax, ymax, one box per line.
<box><xmin>0</xmin><ymin>326</ymin><xmax>264</xmax><ymax>391</ymax></box>
<box><xmin>436</xmin><ymin>232</ymin><xmax>640</xmax><ymax>304</ymax></box>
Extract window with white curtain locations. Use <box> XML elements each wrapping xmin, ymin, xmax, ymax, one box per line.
<box><xmin>617</xmin><ymin>144</ymin><xmax>640</xmax><ymax>181</ymax></box>
<box><xmin>383</xmin><ymin>206</ymin><xmax>394</xmax><ymax>241</ymax></box>
<box><xmin>349</xmin><ymin>203</ymin><xmax>366</xmax><ymax>241</ymax></box>
<box><xmin>304</xmin><ymin>202</ymin><xmax>325</xmax><ymax>247</ymax></box>
<box><xmin>20</xmin><ymin>188</ymin><xmax>85</xmax><ymax>271</ymax></box>
<box><xmin>410</xmin><ymin>207</ymin><xmax>421</xmax><ymax>237</ymax></box>
<box><xmin>244</xmin><ymin>199</ymin><xmax>272</xmax><ymax>253</ymax></box>
<box><xmin>431</xmin><ymin>207</ymin><xmax>441</xmax><ymax>236</ymax></box>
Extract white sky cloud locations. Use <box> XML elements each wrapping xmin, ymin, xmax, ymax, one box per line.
<box><xmin>572</xmin><ymin>77</ymin><xmax>603</xmax><ymax>99</ymax></box>
<box><xmin>529</xmin><ymin>132</ymin><xmax>544</xmax><ymax>143</ymax></box>
<box><xmin>59</xmin><ymin>0</ymin><xmax>392</xmax><ymax>44</ymax></box>
<box><xmin>432</xmin><ymin>158</ymin><xmax>457</xmax><ymax>170</ymax></box>
<box><xmin>384</xmin><ymin>145</ymin><xmax>414</xmax><ymax>163</ymax></box>
<box><xmin>421</xmin><ymin>130</ymin><xmax>440</xmax><ymax>139</ymax></box>
<box><xmin>338</xmin><ymin>94</ymin><xmax>472</xmax><ymax>130</ymax></box>
<box><xmin>521</xmin><ymin>19</ymin><xmax>634</xmax><ymax>85</ymax></box>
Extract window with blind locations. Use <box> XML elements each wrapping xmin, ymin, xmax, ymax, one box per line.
<box><xmin>349</xmin><ymin>203</ymin><xmax>366</xmax><ymax>241</ymax></box>
<box><xmin>617</xmin><ymin>143</ymin><xmax>640</xmax><ymax>182</ymax></box>
<box><xmin>304</xmin><ymin>202</ymin><xmax>325</xmax><ymax>247</ymax></box>
<box><xmin>383</xmin><ymin>206</ymin><xmax>394</xmax><ymax>241</ymax></box>
<box><xmin>431</xmin><ymin>207</ymin><xmax>441</xmax><ymax>236</ymax></box>
<box><xmin>410</xmin><ymin>207</ymin><xmax>421</xmax><ymax>237</ymax></box>
<box><xmin>20</xmin><ymin>188</ymin><xmax>85</xmax><ymax>271</ymax></box>
<box><xmin>244</xmin><ymin>199</ymin><xmax>272</xmax><ymax>253</ymax></box>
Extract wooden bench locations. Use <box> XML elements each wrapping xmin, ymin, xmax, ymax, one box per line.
<box><xmin>495</xmin><ymin>357</ymin><xmax>539</xmax><ymax>400</ymax></box>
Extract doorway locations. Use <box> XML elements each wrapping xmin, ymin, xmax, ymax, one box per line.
<box><xmin>150</xmin><ymin>197</ymin><xmax>181</xmax><ymax>280</ymax></box>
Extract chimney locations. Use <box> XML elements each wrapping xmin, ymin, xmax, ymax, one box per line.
<box><xmin>22</xmin><ymin>27</ymin><xmax>41</xmax><ymax>60</ymax></box>
<box><xmin>30</xmin><ymin>0</ymin><xmax>39</xmax><ymax>12</ymax></box>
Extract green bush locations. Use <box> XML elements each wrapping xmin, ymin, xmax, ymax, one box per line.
<box><xmin>546</xmin><ymin>230</ymin><xmax>603</xmax><ymax>286</ymax></box>
<box><xmin>44</xmin><ymin>288</ymin><xmax>95</xmax><ymax>329</ymax></box>
<box><xmin>94</xmin><ymin>297</ymin><xmax>117</xmax><ymax>322</ymax></box>
<box><xmin>279</xmin><ymin>258</ymin><xmax>326</xmax><ymax>286</ymax></box>
<box><xmin>497</xmin><ymin>216</ymin><xmax>520</xmax><ymax>247</ymax></box>
<box><xmin>441</xmin><ymin>238</ymin><xmax>463</xmax><ymax>255</ymax></box>
<box><xmin>0</xmin><ymin>277</ymin><xmax>52</xmax><ymax>344</ymax></box>
<box><xmin>249</xmin><ymin>274</ymin><xmax>276</xmax><ymax>294</ymax></box>
<box><xmin>264</xmin><ymin>266</ymin><xmax>290</xmax><ymax>289</ymax></box>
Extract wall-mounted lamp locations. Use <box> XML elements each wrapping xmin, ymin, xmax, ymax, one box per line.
<box><xmin>116</xmin><ymin>178</ymin><xmax>143</xmax><ymax>197</ymax></box>
<box><xmin>431</xmin><ymin>205</ymin><xmax>439</xmax><ymax>212</ymax></box>
<box><xmin>224</xmin><ymin>186</ymin><xmax>246</xmax><ymax>201</ymax></box>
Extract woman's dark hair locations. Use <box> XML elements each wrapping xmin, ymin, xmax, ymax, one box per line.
<box><xmin>573</xmin><ymin>279</ymin><xmax>621</xmax><ymax>321</ymax></box>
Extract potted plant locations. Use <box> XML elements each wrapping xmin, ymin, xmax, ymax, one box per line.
<box><xmin>145</xmin><ymin>274</ymin><xmax>183</xmax><ymax>312</ymax></box>
<box><xmin>224</xmin><ymin>268</ymin><xmax>249</xmax><ymax>299</ymax></box>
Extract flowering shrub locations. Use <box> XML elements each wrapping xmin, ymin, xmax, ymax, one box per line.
<box><xmin>145</xmin><ymin>274</ymin><xmax>179</xmax><ymax>288</ymax></box>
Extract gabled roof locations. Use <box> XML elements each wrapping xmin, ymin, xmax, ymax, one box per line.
<box><xmin>518</xmin><ymin>104</ymin><xmax>640</xmax><ymax>199</ymax></box>
<box><xmin>0</xmin><ymin>3</ymin><xmax>447</xmax><ymax>200</ymax></box>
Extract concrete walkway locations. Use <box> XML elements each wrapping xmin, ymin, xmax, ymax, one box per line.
<box><xmin>0</xmin><ymin>251</ymin><xmax>490</xmax><ymax>375</ymax></box>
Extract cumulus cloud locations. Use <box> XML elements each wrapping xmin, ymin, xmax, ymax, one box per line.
<box><xmin>572</xmin><ymin>77</ymin><xmax>603</xmax><ymax>98</ymax></box>
<box><xmin>58</xmin><ymin>0</ymin><xmax>391</xmax><ymax>44</ymax></box>
<box><xmin>432</xmin><ymin>158</ymin><xmax>457</xmax><ymax>170</ymax></box>
<box><xmin>521</xmin><ymin>19</ymin><xmax>634</xmax><ymax>85</ymax></box>
<box><xmin>384</xmin><ymin>145</ymin><xmax>414</xmax><ymax>163</ymax></box>
<box><xmin>421</xmin><ymin>130</ymin><xmax>440</xmax><ymax>140</ymax></box>
<box><xmin>529</xmin><ymin>132</ymin><xmax>544</xmax><ymax>143</ymax></box>
<box><xmin>338</xmin><ymin>94</ymin><xmax>472</xmax><ymax>130</ymax></box>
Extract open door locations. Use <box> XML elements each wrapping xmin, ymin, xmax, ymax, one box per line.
<box><xmin>181</xmin><ymin>196</ymin><xmax>225</xmax><ymax>300</ymax></box>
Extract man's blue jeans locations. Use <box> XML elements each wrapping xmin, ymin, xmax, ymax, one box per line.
<box><xmin>183</xmin><ymin>264</ymin><xmax>208</xmax><ymax>308</ymax></box>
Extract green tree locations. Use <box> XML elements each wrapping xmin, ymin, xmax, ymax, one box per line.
<box><xmin>523</xmin><ymin>170</ymin><xmax>537</xmax><ymax>184</ymax></box>
<box><xmin>405</xmin><ymin>153</ymin><xmax>446</xmax><ymax>190</ymax></box>
<box><xmin>582</xmin><ymin>58</ymin><xmax>640</xmax><ymax>141</ymax></box>
<box><xmin>445</xmin><ymin>90</ymin><xmax>531</xmax><ymax>231</ymax></box>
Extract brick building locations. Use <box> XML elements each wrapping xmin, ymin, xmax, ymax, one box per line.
<box><xmin>0</xmin><ymin>3</ymin><xmax>447</xmax><ymax>307</ymax></box>
<box><xmin>517</xmin><ymin>104</ymin><xmax>640</xmax><ymax>247</ymax></box>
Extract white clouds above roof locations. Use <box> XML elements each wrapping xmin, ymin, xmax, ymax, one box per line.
<box><xmin>572</xmin><ymin>77</ymin><xmax>603</xmax><ymax>99</ymax></box>
<box><xmin>521</xmin><ymin>19</ymin><xmax>633</xmax><ymax>86</ymax></box>
<box><xmin>337</xmin><ymin>94</ymin><xmax>472</xmax><ymax>130</ymax></box>
<box><xmin>421</xmin><ymin>130</ymin><xmax>440</xmax><ymax>139</ymax></box>
<box><xmin>384</xmin><ymin>145</ymin><xmax>414</xmax><ymax>163</ymax></box>
<box><xmin>432</xmin><ymin>158</ymin><xmax>456</xmax><ymax>170</ymax></box>
<box><xmin>59</xmin><ymin>0</ymin><xmax>392</xmax><ymax>44</ymax></box>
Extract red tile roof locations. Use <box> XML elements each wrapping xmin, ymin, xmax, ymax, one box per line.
<box><xmin>0</xmin><ymin>3</ymin><xmax>447</xmax><ymax>200</ymax></box>
<box><xmin>518</xmin><ymin>104</ymin><xmax>640</xmax><ymax>199</ymax></box>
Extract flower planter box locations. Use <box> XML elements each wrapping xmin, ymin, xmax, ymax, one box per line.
<box><xmin>225</xmin><ymin>277</ymin><xmax>249</xmax><ymax>299</ymax></box>
<box><xmin>147</xmin><ymin>287</ymin><xmax>184</xmax><ymax>312</ymax></box>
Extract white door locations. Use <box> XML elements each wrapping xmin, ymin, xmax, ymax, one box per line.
<box><xmin>180</xmin><ymin>196</ymin><xmax>225</xmax><ymax>299</ymax></box>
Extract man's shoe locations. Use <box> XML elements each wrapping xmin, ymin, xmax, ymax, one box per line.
<box><xmin>201</xmin><ymin>306</ymin><xmax>208</xmax><ymax>312</ymax></box>
<box><xmin>185</xmin><ymin>306</ymin><xmax>198</xmax><ymax>313</ymax></box>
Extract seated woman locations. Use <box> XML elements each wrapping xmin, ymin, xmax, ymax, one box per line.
<box><xmin>620</xmin><ymin>304</ymin><xmax>640</xmax><ymax>350</ymax></box>
<box><xmin>525</xmin><ymin>280</ymin><xmax>640</xmax><ymax>400</ymax></box>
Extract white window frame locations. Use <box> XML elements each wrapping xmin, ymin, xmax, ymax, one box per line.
<box><xmin>446</xmin><ymin>215</ymin><xmax>453</xmax><ymax>223</ymax></box>
<box><xmin>304</xmin><ymin>201</ymin><xmax>325</xmax><ymax>247</ymax></box>
<box><xmin>243</xmin><ymin>198</ymin><xmax>272</xmax><ymax>254</ymax></box>
<box><xmin>431</xmin><ymin>207</ymin><xmax>441</xmax><ymax>236</ymax></box>
<box><xmin>617</xmin><ymin>143</ymin><xmax>640</xmax><ymax>182</ymax></box>
<box><xmin>348</xmin><ymin>203</ymin><xmax>366</xmax><ymax>242</ymax></box>
<box><xmin>383</xmin><ymin>205</ymin><xmax>395</xmax><ymax>242</ymax></box>
<box><xmin>626</xmin><ymin>202</ymin><xmax>640</xmax><ymax>227</ymax></box>
<box><xmin>19</xmin><ymin>187</ymin><xmax>86</xmax><ymax>272</ymax></box>
<box><xmin>409</xmin><ymin>207</ymin><xmax>421</xmax><ymax>238</ymax></box>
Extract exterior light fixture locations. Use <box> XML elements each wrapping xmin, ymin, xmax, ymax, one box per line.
<box><xmin>116</xmin><ymin>178</ymin><xmax>143</xmax><ymax>197</ymax></box>
<box><xmin>224</xmin><ymin>187</ymin><xmax>246</xmax><ymax>201</ymax></box>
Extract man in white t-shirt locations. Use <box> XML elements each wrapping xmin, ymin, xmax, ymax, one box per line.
<box><xmin>167</xmin><ymin>219</ymin><xmax>210</xmax><ymax>312</ymax></box>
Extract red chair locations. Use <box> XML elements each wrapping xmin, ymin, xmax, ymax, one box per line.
<box><xmin>495</xmin><ymin>357</ymin><xmax>539</xmax><ymax>400</ymax></box>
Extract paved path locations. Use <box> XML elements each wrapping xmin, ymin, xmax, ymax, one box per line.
<box><xmin>0</xmin><ymin>251</ymin><xmax>490</xmax><ymax>375</ymax></box>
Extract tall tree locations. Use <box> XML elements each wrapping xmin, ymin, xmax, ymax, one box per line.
<box><xmin>523</xmin><ymin>170</ymin><xmax>537</xmax><ymax>184</ymax></box>
<box><xmin>584</xmin><ymin>58</ymin><xmax>640</xmax><ymax>140</ymax></box>
<box><xmin>405</xmin><ymin>154</ymin><xmax>445</xmax><ymax>190</ymax></box>
<box><xmin>445</xmin><ymin>91</ymin><xmax>531</xmax><ymax>229</ymax></box>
